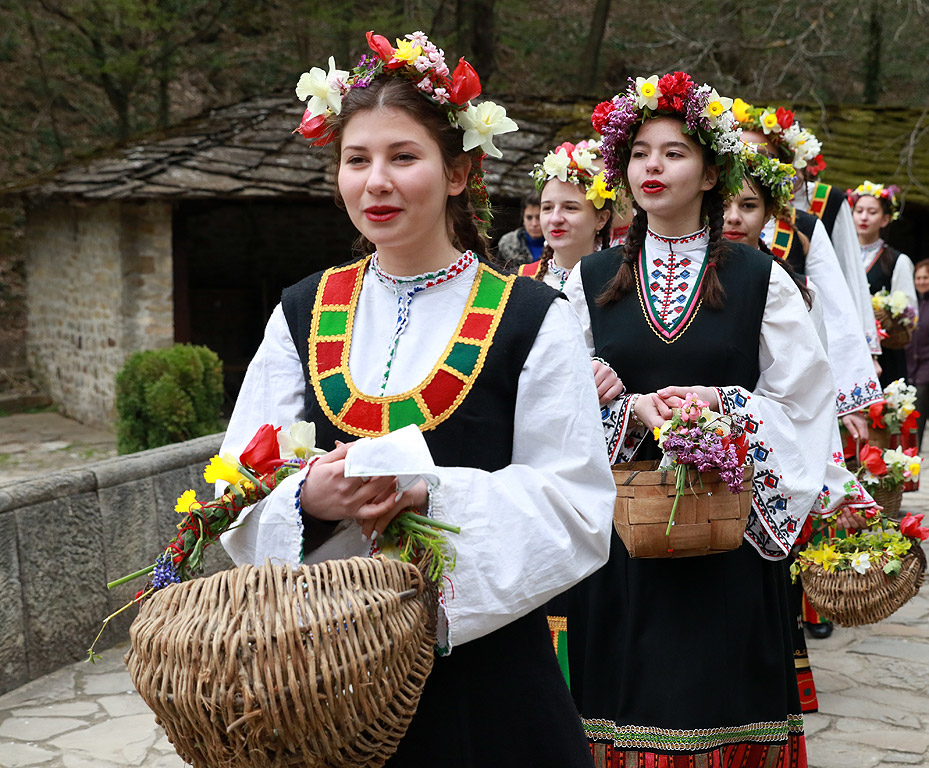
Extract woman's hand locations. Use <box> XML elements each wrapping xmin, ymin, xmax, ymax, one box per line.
<box><xmin>591</xmin><ymin>359</ymin><xmax>625</xmax><ymax>405</ymax></box>
<box><xmin>633</xmin><ymin>392</ymin><xmax>674</xmax><ymax>430</ymax></box>
<box><xmin>833</xmin><ymin>509</ymin><xmax>869</xmax><ymax>530</ymax></box>
<box><xmin>655</xmin><ymin>385</ymin><xmax>720</xmax><ymax>412</ymax></box>
<box><xmin>840</xmin><ymin>411</ymin><xmax>869</xmax><ymax>443</ymax></box>
<box><xmin>299</xmin><ymin>442</ymin><xmax>397</xmax><ymax>523</ymax></box>
<box><xmin>357</xmin><ymin>479</ymin><xmax>430</xmax><ymax>540</ymax></box>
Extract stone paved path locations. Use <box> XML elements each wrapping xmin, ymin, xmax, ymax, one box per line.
<box><xmin>1</xmin><ymin>456</ymin><xmax>928</xmax><ymax>767</ymax></box>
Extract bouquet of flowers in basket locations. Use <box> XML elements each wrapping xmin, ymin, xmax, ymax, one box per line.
<box><xmin>790</xmin><ymin>512</ymin><xmax>929</xmax><ymax>581</ymax></box>
<box><xmin>654</xmin><ymin>393</ymin><xmax>750</xmax><ymax>535</ymax></box>
<box><xmin>89</xmin><ymin>421</ymin><xmax>459</xmax><ymax>660</ymax></box>
<box><xmin>872</xmin><ymin>290</ymin><xmax>917</xmax><ymax>328</ymax></box>
<box><xmin>857</xmin><ymin>444</ymin><xmax>922</xmax><ymax>492</ymax></box>
<box><xmin>868</xmin><ymin>379</ymin><xmax>920</xmax><ymax>436</ymax></box>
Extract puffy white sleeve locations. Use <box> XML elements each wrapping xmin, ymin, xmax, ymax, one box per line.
<box><xmin>803</xmin><ymin>220</ymin><xmax>882</xmax><ymax>415</ymax></box>
<box><xmin>715</xmin><ymin>265</ymin><xmax>836</xmax><ymax>559</ymax></box>
<box><xmin>892</xmin><ymin>252</ymin><xmax>918</xmax><ymax>318</ymax></box>
<box><xmin>830</xmin><ymin>202</ymin><xmax>882</xmax><ymax>354</ymax></box>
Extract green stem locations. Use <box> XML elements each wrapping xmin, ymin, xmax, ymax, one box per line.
<box><xmin>400</xmin><ymin>519</ymin><xmax>449</xmax><ymax>538</ymax></box>
<box><xmin>398</xmin><ymin>511</ymin><xmax>461</xmax><ymax>534</ymax></box>
<box><xmin>236</xmin><ymin>464</ymin><xmax>271</xmax><ymax>495</ymax></box>
<box><xmin>666</xmin><ymin>463</ymin><xmax>686</xmax><ymax>537</ymax></box>
<box><xmin>87</xmin><ymin>588</ymin><xmax>153</xmax><ymax>662</ymax></box>
<box><xmin>107</xmin><ymin>564</ymin><xmax>155</xmax><ymax>589</ymax></box>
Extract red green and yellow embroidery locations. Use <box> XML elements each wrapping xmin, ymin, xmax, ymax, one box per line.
<box><xmin>309</xmin><ymin>257</ymin><xmax>514</xmax><ymax>437</ymax></box>
<box><xmin>769</xmin><ymin>209</ymin><xmax>796</xmax><ymax>262</ymax></box>
<box><xmin>808</xmin><ymin>181</ymin><xmax>831</xmax><ymax>220</ymax></box>
<box><xmin>518</xmin><ymin>261</ymin><xmax>542</xmax><ymax>278</ymax></box>
<box><xmin>636</xmin><ymin>246</ymin><xmax>708</xmax><ymax>344</ymax></box>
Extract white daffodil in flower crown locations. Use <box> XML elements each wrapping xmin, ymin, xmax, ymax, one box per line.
<box><xmin>292</xmin><ymin>30</ymin><xmax>518</xmax><ymax>233</ymax></box>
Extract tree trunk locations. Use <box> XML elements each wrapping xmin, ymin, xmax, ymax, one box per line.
<box><xmin>579</xmin><ymin>0</ymin><xmax>611</xmax><ymax>94</ymax></box>
<box><xmin>863</xmin><ymin>0</ymin><xmax>882</xmax><ymax>104</ymax></box>
<box><xmin>468</xmin><ymin>0</ymin><xmax>496</xmax><ymax>81</ymax></box>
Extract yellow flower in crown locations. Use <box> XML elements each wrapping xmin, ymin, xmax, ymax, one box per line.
<box><xmin>760</xmin><ymin>109</ymin><xmax>781</xmax><ymax>134</ymax></box>
<box><xmin>585</xmin><ymin>171</ymin><xmax>616</xmax><ymax>209</ymax></box>
<box><xmin>392</xmin><ymin>38</ymin><xmax>423</xmax><ymax>64</ymax></box>
<box><xmin>731</xmin><ymin>97</ymin><xmax>752</xmax><ymax>125</ymax></box>
<box><xmin>174</xmin><ymin>489</ymin><xmax>201</xmax><ymax>514</ymax></box>
<box><xmin>204</xmin><ymin>454</ymin><xmax>247</xmax><ymax>487</ymax></box>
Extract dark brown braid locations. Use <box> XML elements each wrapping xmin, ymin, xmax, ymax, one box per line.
<box><xmin>595</xmin><ymin>206</ymin><xmax>647</xmax><ymax>304</ymax></box>
<box><xmin>701</xmin><ymin>189</ymin><xmax>727</xmax><ymax>310</ymax></box>
<box><xmin>533</xmin><ymin>245</ymin><xmax>553</xmax><ymax>282</ymax></box>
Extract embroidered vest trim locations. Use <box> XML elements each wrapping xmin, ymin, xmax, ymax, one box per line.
<box><xmin>769</xmin><ymin>209</ymin><xmax>797</xmax><ymax>262</ymax></box>
<box><xmin>808</xmin><ymin>181</ymin><xmax>831</xmax><ymax>220</ymax></box>
<box><xmin>636</xmin><ymin>245</ymin><xmax>708</xmax><ymax>343</ymax></box>
<box><xmin>308</xmin><ymin>256</ymin><xmax>515</xmax><ymax>436</ymax></box>
<box><xmin>518</xmin><ymin>260</ymin><xmax>542</xmax><ymax>277</ymax></box>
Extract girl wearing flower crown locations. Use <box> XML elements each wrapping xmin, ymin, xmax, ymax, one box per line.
<box><xmin>520</xmin><ymin>140</ymin><xmax>614</xmax><ymax>289</ymax></box>
<box><xmin>219</xmin><ymin>31</ymin><xmax>615</xmax><ymax>767</ymax></box>
<box><xmin>558</xmin><ymin>73</ymin><xmax>839</xmax><ymax>767</ymax></box>
<box><xmin>847</xmin><ymin>181</ymin><xmax>917</xmax><ymax>387</ymax></box>
<box><xmin>734</xmin><ymin>100</ymin><xmax>883</xmax><ymax>372</ymax></box>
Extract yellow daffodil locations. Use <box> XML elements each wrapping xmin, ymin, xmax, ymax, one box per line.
<box><xmin>392</xmin><ymin>39</ymin><xmax>423</xmax><ymax>64</ymax></box>
<box><xmin>585</xmin><ymin>171</ymin><xmax>616</xmax><ymax>209</ymax></box>
<box><xmin>909</xmin><ymin>461</ymin><xmax>921</xmax><ymax>478</ymax></box>
<box><xmin>457</xmin><ymin>101</ymin><xmax>518</xmax><ymax>159</ymax></box>
<box><xmin>635</xmin><ymin>75</ymin><xmax>661</xmax><ymax>110</ymax></box>
<box><xmin>702</xmin><ymin>89</ymin><xmax>733</xmax><ymax>125</ymax></box>
<box><xmin>203</xmin><ymin>454</ymin><xmax>247</xmax><ymax>487</ymax></box>
<box><xmin>819</xmin><ymin>544</ymin><xmax>840</xmax><ymax>573</ymax></box>
<box><xmin>760</xmin><ymin>110</ymin><xmax>781</xmax><ymax>134</ymax></box>
<box><xmin>174</xmin><ymin>489</ymin><xmax>201</xmax><ymax>514</ymax></box>
<box><xmin>731</xmin><ymin>98</ymin><xmax>752</xmax><ymax>125</ymax></box>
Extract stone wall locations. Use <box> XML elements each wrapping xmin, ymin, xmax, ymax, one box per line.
<box><xmin>0</xmin><ymin>433</ymin><xmax>230</xmax><ymax>696</ymax></box>
<box><xmin>25</xmin><ymin>200</ymin><xmax>174</xmax><ymax>427</ymax></box>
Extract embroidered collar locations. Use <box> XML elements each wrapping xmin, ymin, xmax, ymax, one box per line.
<box><xmin>370</xmin><ymin>250</ymin><xmax>476</xmax><ymax>293</ymax></box>
<box><xmin>309</xmin><ymin>256</ymin><xmax>516</xmax><ymax>436</ymax></box>
<box><xmin>547</xmin><ymin>259</ymin><xmax>572</xmax><ymax>289</ymax></box>
<box><xmin>637</xmin><ymin>230</ymin><xmax>710</xmax><ymax>343</ymax></box>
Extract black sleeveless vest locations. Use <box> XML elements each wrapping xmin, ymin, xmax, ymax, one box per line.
<box><xmin>866</xmin><ymin>243</ymin><xmax>902</xmax><ymax>294</ymax></box>
<box><xmin>582</xmin><ymin>242</ymin><xmax>771</xmax><ymax>396</ymax></box>
<box><xmin>785</xmin><ymin>209</ymin><xmax>818</xmax><ymax>275</ymax></box>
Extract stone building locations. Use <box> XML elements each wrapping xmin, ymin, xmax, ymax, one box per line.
<box><xmin>5</xmin><ymin>99</ymin><xmax>929</xmax><ymax>428</ymax></box>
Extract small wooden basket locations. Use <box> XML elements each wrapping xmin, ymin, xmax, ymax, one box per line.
<box><xmin>612</xmin><ymin>460</ymin><xmax>753</xmax><ymax>558</ymax></box>
<box><xmin>875</xmin><ymin>308</ymin><xmax>913</xmax><ymax>350</ymax></box>
<box><xmin>801</xmin><ymin>544</ymin><xmax>926</xmax><ymax>626</ymax></box>
<box><xmin>870</xmin><ymin>483</ymin><xmax>904</xmax><ymax>520</ymax></box>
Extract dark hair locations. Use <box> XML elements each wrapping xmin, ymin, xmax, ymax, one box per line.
<box><xmin>596</xmin><ymin>118</ymin><xmax>728</xmax><ymax>308</ymax></box>
<box><xmin>329</xmin><ymin>75</ymin><xmax>490</xmax><ymax>258</ymax></box>
<box><xmin>914</xmin><ymin>258</ymin><xmax>929</xmax><ymax>275</ymax></box>
<box><xmin>521</xmin><ymin>190</ymin><xmax>541</xmax><ymax>214</ymax></box>
<box><xmin>533</xmin><ymin>208</ymin><xmax>613</xmax><ymax>283</ymax></box>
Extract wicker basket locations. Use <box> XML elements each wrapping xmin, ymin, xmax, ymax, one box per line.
<box><xmin>870</xmin><ymin>483</ymin><xmax>904</xmax><ymax>520</ymax></box>
<box><xmin>125</xmin><ymin>557</ymin><xmax>436</xmax><ymax>768</ymax></box>
<box><xmin>801</xmin><ymin>543</ymin><xmax>926</xmax><ymax>626</ymax></box>
<box><xmin>875</xmin><ymin>307</ymin><xmax>913</xmax><ymax>350</ymax></box>
<box><xmin>612</xmin><ymin>460</ymin><xmax>752</xmax><ymax>558</ymax></box>
<box><xmin>867</xmin><ymin>428</ymin><xmax>891</xmax><ymax>451</ymax></box>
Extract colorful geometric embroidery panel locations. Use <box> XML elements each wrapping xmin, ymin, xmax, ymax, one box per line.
<box><xmin>637</xmin><ymin>246</ymin><xmax>709</xmax><ymax>343</ymax></box>
<box><xmin>308</xmin><ymin>258</ymin><xmax>514</xmax><ymax>437</ymax></box>
<box><xmin>809</xmin><ymin>182</ymin><xmax>831</xmax><ymax>220</ymax></box>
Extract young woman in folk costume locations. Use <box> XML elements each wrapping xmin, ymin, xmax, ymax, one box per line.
<box><xmin>558</xmin><ymin>72</ymin><xmax>837</xmax><ymax>767</ymax></box>
<box><xmin>724</xmin><ymin>147</ymin><xmax>876</xmax><ymax>707</ymax></box>
<box><xmin>733</xmin><ymin>101</ymin><xmax>884</xmax><ymax>379</ymax></box>
<box><xmin>520</xmin><ymin>140</ymin><xmax>614</xmax><ymax>290</ymax></box>
<box><xmin>219</xmin><ymin>30</ymin><xmax>616</xmax><ymax>767</ymax></box>
<box><xmin>848</xmin><ymin>181</ymin><xmax>917</xmax><ymax>387</ymax></box>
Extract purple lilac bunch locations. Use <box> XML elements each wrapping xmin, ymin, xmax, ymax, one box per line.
<box><xmin>661</xmin><ymin>428</ymin><xmax>745</xmax><ymax>494</ymax></box>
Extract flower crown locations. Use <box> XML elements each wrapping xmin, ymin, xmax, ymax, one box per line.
<box><xmin>739</xmin><ymin>143</ymin><xmax>796</xmax><ymax>216</ymax></box>
<box><xmin>530</xmin><ymin>140</ymin><xmax>616</xmax><ymax>210</ymax></box>
<box><xmin>731</xmin><ymin>99</ymin><xmax>826</xmax><ymax>177</ymax></box>
<box><xmin>591</xmin><ymin>72</ymin><xmax>745</xmax><ymax>197</ymax></box>
<box><xmin>293</xmin><ymin>31</ymin><xmax>518</xmax><ymax>233</ymax></box>
<box><xmin>847</xmin><ymin>180</ymin><xmax>901</xmax><ymax>220</ymax></box>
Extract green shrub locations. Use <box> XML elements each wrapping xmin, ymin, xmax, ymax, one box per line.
<box><xmin>115</xmin><ymin>344</ymin><xmax>224</xmax><ymax>454</ymax></box>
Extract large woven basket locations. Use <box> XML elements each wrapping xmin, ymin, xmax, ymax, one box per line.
<box><xmin>801</xmin><ymin>543</ymin><xmax>926</xmax><ymax>626</ymax></box>
<box><xmin>125</xmin><ymin>557</ymin><xmax>436</xmax><ymax>768</ymax></box>
<box><xmin>612</xmin><ymin>460</ymin><xmax>752</xmax><ymax>558</ymax></box>
<box><xmin>871</xmin><ymin>483</ymin><xmax>904</xmax><ymax>520</ymax></box>
<box><xmin>875</xmin><ymin>307</ymin><xmax>913</xmax><ymax>350</ymax></box>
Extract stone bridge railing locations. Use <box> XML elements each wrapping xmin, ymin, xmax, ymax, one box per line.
<box><xmin>0</xmin><ymin>433</ymin><xmax>232</xmax><ymax>695</ymax></box>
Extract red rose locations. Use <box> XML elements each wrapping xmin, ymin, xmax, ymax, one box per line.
<box><xmin>239</xmin><ymin>424</ymin><xmax>284</xmax><ymax>475</ymax></box>
<box><xmin>859</xmin><ymin>444</ymin><xmax>887</xmax><ymax>476</ymax></box>
<box><xmin>775</xmin><ymin>107</ymin><xmax>794</xmax><ymax>131</ymax></box>
<box><xmin>656</xmin><ymin>71</ymin><xmax>693</xmax><ymax>112</ymax></box>
<box><xmin>900</xmin><ymin>513</ymin><xmax>929</xmax><ymax>541</ymax></box>
<box><xmin>449</xmin><ymin>57</ymin><xmax>481</xmax><ymax>105</ymax></box>
<box><xmin>591</xmin><ymin>100</ymin><xmax>616</xmax><ymax>134</ymax></box>
<box><xmin>868</xmin><ymin>401</ymin><xmax>886</xmax><ymax>430</ymax></box>
<box><xmin>366</xmin><ymin>30</ymin><xmax>394</xmax><ymax>63</ymax></box>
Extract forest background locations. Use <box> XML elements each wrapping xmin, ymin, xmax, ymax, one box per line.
<box><xmin>1</xmin><ymin>0</ymin><xmax>928</xmax><ymax>377</ymax></box>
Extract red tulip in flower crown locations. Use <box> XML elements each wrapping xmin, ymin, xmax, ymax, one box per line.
<box><xmin>293</xmin><ymin>30</ymin><xmax>518</xmax><ymax>233</ymax></box>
